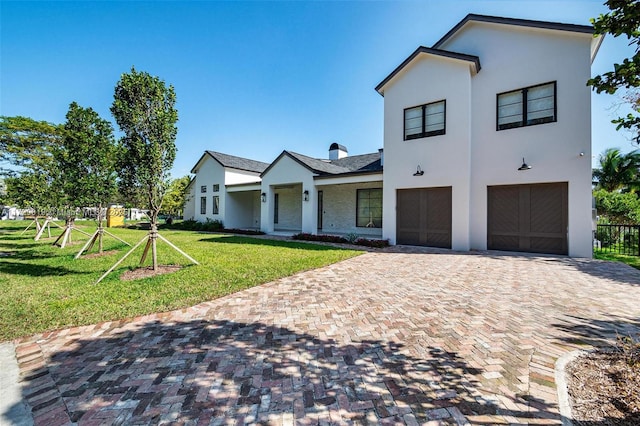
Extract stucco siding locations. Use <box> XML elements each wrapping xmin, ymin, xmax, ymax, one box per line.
<box><xmin>382</xmin><ymin>55</ymin><xmax>472</xmax><ymax>250</ymax></box>
<box><xmin>193</xmin><ymin>157</ymin><xmax>226</xmax><ymax>223</ymax></box>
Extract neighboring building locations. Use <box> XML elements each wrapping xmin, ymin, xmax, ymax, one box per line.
<box><xmin>187</xmin><ymin>151</ymin><xmax>269</xmax><ymax>229</ymax></box>
<box><xmin>376</xmin><ymin>14</ymin><xmax>601</xmax><ymax>258</ymax></box>
<box><xmin>185</xmin><ymin>14</ymin><xmax>601</xmax><ymax>258</ymax></box>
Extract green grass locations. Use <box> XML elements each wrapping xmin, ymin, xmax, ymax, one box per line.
<box><xmin>594</xmin><ymin>251</ymin><xmax>640</xmax><ymax>270</ymax></box>
<box><xmin>0</xmin><ymin>220</ymin><xmax>361</xmax><ymax>341</ymax></box>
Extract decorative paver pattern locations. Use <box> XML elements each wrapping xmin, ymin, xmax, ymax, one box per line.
<box><xmin>12</xmin><ymin>248</ymin><xmax>640</xmax><ymax>425</ymax></box>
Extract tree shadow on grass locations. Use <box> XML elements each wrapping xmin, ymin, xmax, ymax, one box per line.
<box><xmin>199</xmin><ymin>235</ymin><xmax>357</xmax><ymax>251</ymax></box>
<box><xmin>9</xmin><ymin>319</ymin><xmax>573</xmax><ymax>425</ymax></box>
<box><xmin>0</xmin><ymin>260</ymin><xmax>86</xmax><ymax>277</ymax></box>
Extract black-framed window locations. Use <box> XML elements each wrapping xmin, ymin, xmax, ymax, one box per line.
<box><xmin>200</xmin><ymin>197</ymin><xmax>206</xmax><ymax>214</ymax></box>
<box><xmin>356</xmin><ymin>188</ymin><xmax>382</xmax><ymax>228</ymax></box>
<box><xmin>213</xmin><ymin>196</ymin><xmax>219</xmax><ymax>215</ymax></box>
<box><xmin>200</xmin><ymin>185</ymin><xmax>207</xmax><ymax>193</ymax></box>
<box><xmin>497</xmin><ymin>81</ymin><xmax>556</xmax><ymax>130</ymax></box>
<box><xmin>274</xmin><ymin>193</ymin><xmax>279</xmax><ymax>224</ymax></box>
<box><xmin>213</xmin><ymin>184</ymin><xmax>219</xmax><ymax>192</ymax></box>
<box><xmin>404</xmin><ymin>100</ymin><xmax>446</xmax><ymax>140</ymax></box>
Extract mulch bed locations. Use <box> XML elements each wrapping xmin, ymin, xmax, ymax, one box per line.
<box><xmin>566</xmin><ymin>348</ymin><xmax>640</xmax><ymax>425</ymax></box>
<box><xmin>120</xmin><ymin>265</ymin><xmax>182</xmax><ymax>281</ymax></box>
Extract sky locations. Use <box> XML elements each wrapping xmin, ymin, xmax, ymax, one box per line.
<box><xmin>1</xmin><ymin>0</ymin><xmax>637</xmax><ymax>179</ymax></box>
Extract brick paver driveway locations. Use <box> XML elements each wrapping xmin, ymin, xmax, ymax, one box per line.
<box><xmin>13</xmin><ymin>248</ymin><xmax>640</xmax><ymax>425</ymax></box>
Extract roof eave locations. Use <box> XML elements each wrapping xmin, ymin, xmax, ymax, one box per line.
<box><xmin>433</xmin><ymin>13</ymin><xmax>595</xmax><ymax>49</ymax></box>
<box><xmin>375</xmin><ymin>46</ymin><xmax>480</xmax><ymax>96</ymax></box>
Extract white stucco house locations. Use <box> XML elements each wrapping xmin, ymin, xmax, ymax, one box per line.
<box><xmin>185</xmin><ymin>14</ymin><xmax>601</xmax><ymax>257</ymax></box>
<box><xmin>377</xmin><ymin>14</ymin><xmax>601</xmax><ymax>258</ymax></box>
<box><xmin>186</xmin><ymin>151</ymin><xmax>269</xmax><ymax>229</ymax></box>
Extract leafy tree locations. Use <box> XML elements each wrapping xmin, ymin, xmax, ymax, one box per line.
<box><xmin>161</xmin><ymin>175</ymin><xmax>191</xmax><ymax>217</ymax></box>
<box><xmin>110</xmin><ymin>67</ymin><xmax>178</xmax><ymax>270</ymax></box>
<box><xmin>593</xmin><ymin>147</ymin><xmax>640</xmax><ymax>191</ymax></box>
<box><xmin>588</xmin><ymin>0</ymin><xmax>640</xmax><ymax>143</ymax></box>
<box><xmin>0</xmin><ymin>116</ymin><xmax>62</xmax><ymax>176</ymax></box>
<box><xmin>4</xmin><ymin>172</ymin><xmax>51</xmax><ymax>212</ymax></box>
<box><xmin>58</xmin><ymin>102</ymin><xmax>118</xmax><ymax>209</ymax></box>
<box><xmin>57</xmin><ymin>102</ymin><xmax>120</xmax><ymax>253</ymax></box>
<box><xmin>594</xmin><ymin>188</ymin><xmax>640</xmax><ymax>223</ymax></box>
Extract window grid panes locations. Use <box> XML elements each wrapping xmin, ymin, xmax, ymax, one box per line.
<box><xmin>497</xmin><ymin>82</ymin><xmax>556</xmax><ymax>130</ymax></box>
<box><xmin>213</xmin><ymin>184</ymin><xmax>220</xmax><ymax>192</ymax></box>
<box><xmin>200</xmin><ymin>185</ymin><xmax>207</xmax><ymax>193</ymax></box>
<box><xmin>356</xmin><ymin>188</ymin><xmax>383</xmax><ymax>228</ymax></box>
<box><xmin>404</xmin><ymin>100</ymin><xmax>446</xmax><ymax>140</ymax></box>
<box><xmin>200</xmin><ymin>197</ymin><xmax>206</xmax><ymax>214</ymax></box>
<box><xmin>213</xmin><ymin>196</ymin><xmax>219</xmax><ymax>215</ymax></box>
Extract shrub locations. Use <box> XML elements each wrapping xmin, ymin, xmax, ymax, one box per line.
<box><xmin>292</xmin><ymin>233</ymin><xmax>389</xmax><ymax>248</ymax></box>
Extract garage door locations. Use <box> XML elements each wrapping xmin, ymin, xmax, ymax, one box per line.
<box><xmin>487</xmin><ymin>182</ymin><xmax>568</xmax><ymax>255</ymax></box>
<box><xmin>397</xmin><ymin>187</ymin><xmax>451</xmax><ymax>248</ymax></box>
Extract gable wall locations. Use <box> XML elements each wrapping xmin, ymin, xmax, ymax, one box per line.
<box><xmin>443</xmin><ymin>24</ymin><xmax>593</xmax><ymax>256</ymax></box>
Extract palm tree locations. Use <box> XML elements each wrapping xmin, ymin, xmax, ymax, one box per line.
<box><xmin>593</xmin><ymin>148</ymin><xmax>640</xmax><ymax>192</ymax></box>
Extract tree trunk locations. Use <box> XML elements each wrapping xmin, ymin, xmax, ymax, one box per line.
<box><xmin>151</xmin><ymin>224</ymin><xmax>158</xmax><ymax>271</ymax></box>
<box><xmin>98</xmin><ymin>203</ymin><xmax>103</xmax><ymax>253</ymax></box>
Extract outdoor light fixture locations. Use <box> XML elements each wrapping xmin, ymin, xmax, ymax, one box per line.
<box><xmin>303</xmin><ymin>190</ymin><xmax>309</xmax><ymax>201</ymax></box>
<box><xmin>517</xmin><ymin>158</ymin><xmax>531</xmax><ymax>171</ymax></box>
<box><xmin>261</xmin><ymin>192</ymin><xmax>266</xmax><ymax>203</ymax></box>
<box><xmin>413</xmin><ymin>165</ymin><xmax>424</xmax><ymax>176</ymax></box>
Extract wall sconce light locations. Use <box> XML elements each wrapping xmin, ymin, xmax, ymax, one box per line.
<box><xmin>261</xmin><ymin>192</ymin><xmax>266</xmax><ymax>203</ymax></box>
<box><xmin>517</xmin><ymin>158</ymin><xmax>531</xmax><ymax>171</ymax></box>
<box><xmin>413</xmin><ymin>165</ymin><xmax>424</xmax><ymax>176</ymax></box>
<box><xmin>303</xmin><ymin>190</ymin><xmax>309</xmax><ymax>202</ymax></box>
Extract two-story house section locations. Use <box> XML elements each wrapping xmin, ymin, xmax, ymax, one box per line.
<box><xmin>187</xmin><ymin>151</ymin><xmax>269</xmax><ymax>229</ymax></box>
<box><xmin>377</xmin><ymin>14</ymin><xmax>603</xmax><ymax>257</ymax></box>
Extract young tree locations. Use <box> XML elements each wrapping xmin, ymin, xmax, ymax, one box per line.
<box><xmin>54</xmin><ymin>102</ymin><xmax>128</xmax><ymax>254</ymax></box>
<box><xmin>588</xmin><ymin>0</ymin><xmax>640</xmax><ymax>143</ymax></box>
<box><xmin>107</xmin><ymin>67</ymin><xmax>196</xmax><ymax>275</ymax></box>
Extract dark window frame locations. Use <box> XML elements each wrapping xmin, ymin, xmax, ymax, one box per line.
<box><xmin>403</xmin><ymin>99</ymin><xmax>446</xmax><ymax>141</ymax></box>
<box><xmin>356</xmin><ymin>188</ymin><xmax>383</xmax><ymax>228</ymax></box>
<box><xmin>213</xmin><ymin>195</ymin><xmax>219</xmax><ymax>215</ymax></box>
<box><xmin>200</xmin><ymin>185</ymin><xmax>207</xmax><ymax>193</ymax></box>
<box><xmin>213</xmin><ymin>184</ymin><xmax>220</xmax><ymax>192</ymax></box>
<box><xmin>496</xmin><ymin>81</ymin><xmax>557</xmax><ymax>131</ymax></box>
<box><xmin>274</xmin><ymin>193</ymin><xmax>279</xmax><ymax>224</ymax></box>
<box><xmin>200</xmin><ymin>196</ymin><xmax>206</xmax><ymax>214</ymax></box>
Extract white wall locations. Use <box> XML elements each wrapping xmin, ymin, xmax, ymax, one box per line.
<box><xmin>193</xmin><ymin>156</ymin><xmax>226</xmax><ymax>223</ymax></box>
<box><xmin>225</xmin><ymin>191</ymin><xmax>261</xmax><ymax>229</ymax></box>
<box><xmin>183</xmin><ymin>183</ymin><xmax>196</xmax><ymax>220</ymax></box>
<box><xmin>381</xmin><ymin>24</ymin><xmax>595</xmax><ymax>257</ymax></box>
<box><xmin>382</xmin><ymin>55</ymin><xmax>473</xmax><ymax>250</ymax></box>
<box><xmin>442</xmin><ymin>23</ymin><xmax>594</xmax><ymax>257</ymax></box>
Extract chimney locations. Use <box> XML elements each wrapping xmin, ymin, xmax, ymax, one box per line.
<box><xmin>378</xmin><ymin>148</ymin><xmax>384</xmax><ymax>167</ymax></box>
<box><xmin>329</xmin><ymin>143</ymin><xmax>348</xmax><ymax>160</ymax></box>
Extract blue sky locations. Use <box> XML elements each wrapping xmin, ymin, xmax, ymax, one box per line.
<box><xmin>1</xmin><ymin>0</ymin><xmax>637</xmax><ymax>178</ymax></box>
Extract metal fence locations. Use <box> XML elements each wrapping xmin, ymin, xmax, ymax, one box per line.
<box><xmin>594</xmin><ymin>224</ymin><xmax>640</xmax><ymax>256</ymax></box>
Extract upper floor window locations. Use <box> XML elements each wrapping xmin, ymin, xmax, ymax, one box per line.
<box><xmin>497</xmin><ymin>82</ymin><xmax>556</xmax><ymax>131</ymax></box>
<box><xmin>200</xmin><ymin>185</ymin><xmax>207</xmax><ymax>193</ymax></box>
<box><xmin>213</xmin><ymin>184</ymin><xmax>220</xmax><ymax>192</ymax></box>
<box><xmin>404</xmin><ymin>100</ymin><xmax>446</xmax><ymax>140</ymax></box>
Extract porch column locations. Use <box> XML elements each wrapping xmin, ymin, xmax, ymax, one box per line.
<box><xmin>260</xmin><ymin>186</ymin><xmax>274</xmax><ymax>234</ymax></box>
<box><xmin>301</xmin><ymin>186</ymin><xmax>317</xmax><ymax>234</ymax></box>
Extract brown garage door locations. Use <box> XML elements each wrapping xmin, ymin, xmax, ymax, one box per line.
<box><xmin>397</xmin><ymin>187</ymin><xmax>452</xmax><ymax>248</ymax></box>
<box><xmin>487</xmin><ymin>182</ymin><xmax>568</xmax><ymax>255</ymax></box>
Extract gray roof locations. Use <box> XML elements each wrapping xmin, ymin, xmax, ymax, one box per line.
<box><xmin>204</xmin><ymin>151</ymin><xmax>269</xmax><ymax>173</ymax></box>
<box><xmin>262</xmin><ymin>150</ymin><xmax>382</xmax><ymax>177</ymax></box>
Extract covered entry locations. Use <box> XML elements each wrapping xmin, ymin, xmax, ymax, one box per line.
<box><xmin>397</xmin><ymin>187</ymin><xmax>452</xmax><ymax>248</ymax></box>
<box><xmin>487</xmin><ymin>182</ymin><xmax>568</xmax><ymax>255</ymax></box>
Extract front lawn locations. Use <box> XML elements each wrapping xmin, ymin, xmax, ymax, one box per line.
<box><xmin>594</xmin><ymin>251</ymin><xmax>640</xmax><ymax>270</ymax></box>
<box><xmin>0</xmin><ymin>220</ymin><xmax>361</xmax><ymax>341</ymax></box>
